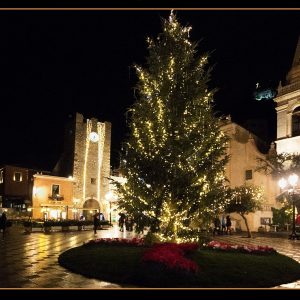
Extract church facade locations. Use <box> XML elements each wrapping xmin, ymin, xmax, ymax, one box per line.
<box><xmin>275</xmin><ymin>37</ymin><xmax>300</xmax><ymax>155</ymax></box>
<box><xmin>221</xmin><ymin>118</ymin><xmax>279</xmax><ymax>232</ymax></box>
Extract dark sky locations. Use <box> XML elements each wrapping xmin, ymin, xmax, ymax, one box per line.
<box><xmin>0</xmin><ymin>10</ymin><xmax>300</xmax><ymax>170</ymax></box>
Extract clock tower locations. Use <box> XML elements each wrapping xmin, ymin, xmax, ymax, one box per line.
<box><xmin>53</xmin><ymin>113</ymin><xmax>111</xmax><ymax>218</ymax></box>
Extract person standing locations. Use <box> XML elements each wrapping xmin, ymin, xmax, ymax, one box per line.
<box><xmin>93</xmin><ymin>212</ymin><xmax>100</xmax><ymax>235</ymax></box>
<box><xmin>0</xmin><ymin>212</ymin><xmax>7</xmax><ymax>239</ymax></box>
<box><xmin>213</xmin><ymin>216</ymin><xmax>221</xmax><ymax>236</ymax></box>
<box><xmin>118</xmin><ymin>213</ymin><xmax>126</xmax><ymax>232</ymax></box>
<box><xmin>226</xmin><ymin>215</ymin><xmax>232</xmax><ymax>235</ymax></box>
<box><xmin>221</xmin><ymin>214</ymin><xmax>226</xmax><ymax>235</ymax></box>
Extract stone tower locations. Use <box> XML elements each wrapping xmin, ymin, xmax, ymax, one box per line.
<box><xmin>53</xmin><ymin>112</ymin><xmax>111</xmax><ymax>218</ymax></box>
<box><xmin>274</xmin><ymin>36</ymin><xmax>300</xmax><ymax>154</ymax></box>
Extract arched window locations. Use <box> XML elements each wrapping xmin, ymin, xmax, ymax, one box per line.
<box><xmin>292</xmin><ymin>106</ymin><xmax>300</xmax><ymax>137</ymax></box>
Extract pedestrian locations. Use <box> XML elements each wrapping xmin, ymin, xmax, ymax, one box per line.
<box><xmin>226</xmin><ymin>215</ymin><xmax>232</xmax><ymax>235</ymax></box>
<box><xmin>0</xmin><ymin>212</ymin><xmax>7</xmax><ymax>239</ymax></box>
<box><xmin>79</xmin><ymin>215</ymin><xmax>85</xmax><ymax>229</ymax></box>
<box><xmin>99</xmin><ymin>212</ymin><xmax>105</xmax><ymax>229</ymax></box>
<box><xmin>213</xmin><ymin>216</ymin><xmax>221</xmax><ymax>236</ymax></box>
<box><xmin>126</xmin><ymin>216</ymin><xmax>134</xmax><ymax>232</ymax></box>
<box><xmin>93</xmin><ymin>212</ymin><xmax>100</xmax><ymax>234</ymax></box>
<box><xmin>118</xmin><ymin>213</ymin><xmax>126</xmax><ymax>232</ymax></box>
<box><xmin>221</xmin><ymin>214</ymin><xmax>226</xmax><ymax>234</ymax></box>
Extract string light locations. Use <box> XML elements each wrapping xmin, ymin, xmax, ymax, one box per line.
<box><xmin>82</xmin><ymin>119</ymin><xmax>92</xmax><ymax>201</ymax></box>
<box><xmin>97</xmin><ymin>122</ymin><xmax>106</xmax><ymax>210</ymax></box>
<box><xmin>115</xmin><ymin>11</ymin><xmax>229</xmax><ymax>242</ymax></box>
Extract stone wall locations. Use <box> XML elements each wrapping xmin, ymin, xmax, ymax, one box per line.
<box><xmin>72</xmin><ymin>113</ymin><xmax>111</xmax><ymax>217</ymax></box>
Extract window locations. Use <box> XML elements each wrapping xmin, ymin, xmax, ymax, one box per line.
<box><xmin>261</xmin><ymin>218</ymin><xmax>271</xmax><ymax>225</ymax></box>
<box><xmin>91</xmin><ymin>178</ymin><xmax>96</xmax><ymax>185</ymax></box>
<box><xmin>245</xmin><ymin>170</ymin><xmax>253</xmax><ymax>180</ymax></box>
<box><xmin>292</xmin><ymin>106</ymin><xmax>300</xmax><ymax>137</ymax></box>
<box><xmin>0</xmin><ymin>170</ymin><xmax>3</xmax><ymax>184</ymax></box>
<box><xmin>13</xmin><ymin>172</ymin><xmax>22</xmax><ymax>182</ymax></box>
<box><xmin>52</xmin><ymin>184</ymin><xmax>60</xmax><ymax>197</ymax></box>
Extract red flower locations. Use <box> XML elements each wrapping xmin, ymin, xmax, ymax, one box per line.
<box><xmin>206</xmin><ymin>240</ymin><xmax>276</xmax><ymax>255</ymax></box>
<box><xmin>142</xmin><ymin>242</ymin><xmax>199</xmax><ymax>273</ymax></box>
<box><xmin>86</xmin><ymin>237</ymin><xmax>144</xmax><ymax>246</ymax></box>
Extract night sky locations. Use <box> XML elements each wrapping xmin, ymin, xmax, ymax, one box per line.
<box><xmin>1</xmin><ymin>10</ymin><xmax>300</xmax><ymax>171</ymax></box>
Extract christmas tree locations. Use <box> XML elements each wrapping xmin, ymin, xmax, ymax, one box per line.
<box><xmin>117</xmin><ymin>11</ymin><xmax>229</xmax><ymax>242</ymax></box>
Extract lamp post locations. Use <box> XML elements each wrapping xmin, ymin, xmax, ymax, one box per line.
<box><xmin>278</xmin><ymin>174</ymin><xmax>299</xmax><ymax>240</ymax></box>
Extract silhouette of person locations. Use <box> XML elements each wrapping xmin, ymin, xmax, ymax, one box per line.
<box><xmin>0</xmin><ymin>212</ymin><xmax>7</xmax><ymax>239</ymax></box>
<box><xmin>93</xmin><ymin>212</ymin><xmax>100</xmax><ymax>234</ymax></box>
<box><xmin>226</xmin><ymin>215</ymin><xmax>232</xmax><ymax>235</ymax></box>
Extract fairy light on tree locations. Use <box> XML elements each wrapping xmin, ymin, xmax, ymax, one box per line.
<box><xmin>116</xmin><ymin>11</ymin><xmax>229</xmax><ymax>242</ymax></box>
<box><xmin>226</xmin><ymin>185</ymin><xmax>264</xmax><ymax>238</ymax></box>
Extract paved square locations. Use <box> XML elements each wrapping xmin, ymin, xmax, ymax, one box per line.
<box><xmin>1</xmin><ymin>225</ymin><xmax>300</xmax><ymax>288</ymax></box>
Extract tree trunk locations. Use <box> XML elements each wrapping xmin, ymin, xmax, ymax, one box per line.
<box><xmin>240</xmin><ymin>213</ymin><xmax>252</xmax><ymax>238</ymax></box>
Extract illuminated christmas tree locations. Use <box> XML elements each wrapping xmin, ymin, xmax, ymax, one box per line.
<box><xmin>117</xmin><ymin>12</ymin><xmax>229</xmax><ymax>242</ymax></box>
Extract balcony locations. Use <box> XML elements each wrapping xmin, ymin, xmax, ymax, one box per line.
<box><xmin>48</xmin><ymin>194</ymin><xmax>64</xmax><ymax>201</ymax></box>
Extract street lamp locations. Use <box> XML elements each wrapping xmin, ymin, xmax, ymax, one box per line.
<box><xmin>278</xmin><ymin>174</ymin><xmax>299</xmax><ymax>240</ymax></box>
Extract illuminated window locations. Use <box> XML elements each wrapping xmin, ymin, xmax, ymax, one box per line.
<box><xmin>13</xmin><ymin>172</ymin><xmax>22</xmax><ymax>182</ymax></box>
<box><xmin>292</xmin><ymin>107</ymin><xmax>300</xmax><ymax>137</ymax></box>
<box><xmin>52</xmin><ymin>184</ymin><xmax>60</xmax><ymax>197</ymax></box>
<box><xmin>0</xmin><ymin>170</ymin><xmax>3</xmax><ymax>183</ymax></box>
<box><xmin>91</xmin><ymin>178</ymin><xmax>96</xmax><ymax>185</ymax></box>
<box><xmin>245</xmin><ymin>170</ymin><xmax>252</xmax><ymax>180</ymax></box>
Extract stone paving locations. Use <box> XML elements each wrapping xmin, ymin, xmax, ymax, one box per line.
<box><xmin>1</xmin><ymin>225</ymin><xmax>300</xmax><ymax>288</ymax></box>
<box><xmin>0</xmin><ymin>224</ymin><xmax>138</xmax><ymax>288</ymax></box>
<box><xmin>213</xmin><ymin>233</ymin><xmax>300</xmax><ymax>288</ymax></box>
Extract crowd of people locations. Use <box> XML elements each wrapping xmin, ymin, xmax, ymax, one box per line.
<box><xmin>118</xmin><ymin>213</ymin><xmax>134</xmax><ymax>232</ymax></box>
<box><xmin>213</xmin><ymin>214</ymin><xmax>232</xmax><ymax>236</ymax></box>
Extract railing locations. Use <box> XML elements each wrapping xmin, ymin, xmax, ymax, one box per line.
<box><xmin>277</xmin><ymin>82</ymin><xmax>300</xmax><ymax>96</ymax></box>
<box><xmin>48</xmin><ymin>194</ymin><xmax>64</xmax><ymax>201</ymax></box>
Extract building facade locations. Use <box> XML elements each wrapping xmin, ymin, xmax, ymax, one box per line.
<box><xmin>32</xmin><ymin>174</ymin><xmax>75</xmax><ymax>220</ymax></box>
<box><xmin>0</xmin><ymin>165</ymin><xmax>49</xmax><ymax>217</ymax></box>
<box><xmin>221</xmin><ymin>118</ymin><xmax>279</xmax><ymax>232</ymax></box>
<box><xmin>53</xmin><ymin>113</ymin><xmax>111</xmax><ymax>220</ymax></box>
<box><xmin>275</xmin><ymin>37</ymin><xmax>300</xmax><ymax>155</ymax></box>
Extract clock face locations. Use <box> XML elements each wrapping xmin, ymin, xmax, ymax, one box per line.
<box><xmin>89</xmin><ymin>132</ymin><xmax>99</xmax><ymax>142</ymax></box>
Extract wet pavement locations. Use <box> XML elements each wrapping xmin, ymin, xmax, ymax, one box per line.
<box><xmin>0</xmin><ymin>224</ymin><xmax>139</xmax><ymax>288</ymax></box>
<box><xmin>213</xmin><ymin>233</ymin><xmax>300</xmax><ymax>288</ymax></box>
<box><xmin>1</xmin><ymin>225</ymin><xmax>300</xmax><ymax>288</ymax></box>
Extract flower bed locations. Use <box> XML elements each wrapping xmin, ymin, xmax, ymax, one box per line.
<box><xmin>205</xmin><ymin>241</ymin><xmax>276</xmax><ymax>255</ymax></box>
<box><xmin>142</xmin><ymin>242</ymin><xmax>199</xmax><ymax>274</ymax></box>
<box><xmin>86</xmin><ymin>237</ymin><xmax>144</xmax><ymax>247</ymax></box>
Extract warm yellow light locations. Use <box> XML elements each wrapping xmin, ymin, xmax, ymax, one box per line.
<box><xmin>278</xmin><ymin>178</ymin><xmax>287</xmax><ymax>189</ymax></box>
<box><xmin>288</xmin><ymin>174</ymin><xmax>299</xmax><ymax>187</ymax></box>
<box><xmin>97</xmin><ymin>122</ymin><xmax>106</xmax><ymax>208</ymax></box>
<box><xmin>105</xmin><ymin>191</ymin><xmax>114</xmax><ymax>201</ymax></box>
<box><xmin>83</xmin><ymin>120</ymin><xmax>92</xmax><ymax>201</ymax></box>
